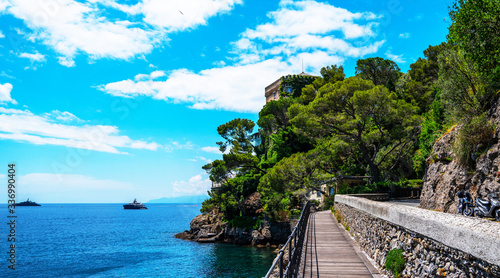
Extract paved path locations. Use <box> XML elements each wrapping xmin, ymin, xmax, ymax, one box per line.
<box><xmin>300</xmin><ymin>210</ymin><xmax>381</xmax><ymax>278</ymax></box>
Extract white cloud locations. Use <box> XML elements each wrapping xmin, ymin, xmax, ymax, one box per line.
<box><xmin>6</xmin><ymin>0</ymin><xmax>160</xmax><ymax>66</ymax></box>
<box><xmin>43</xmin><ymin>110</ymin><xmax>84</xmax><ymax>122</ymax></box>
<box><xmin>150</xmin><ymin>70</ymin><xmax>165</xmax><ymax>79</ymax></box>
<box><xmin>0</xmin><ymin>30</ymin><xmax>4</xmax><ymax>38</ymax></box>
<box><xmin>139</xmin><ymin>0</ymin><xmax>242</xmax><ymax>31</ymax></box>
<box><xmin>164</xmin><ymin>140</ymin><xmax>194</xmax><ymax>152</ymax></box>
<box><xmin>201</xmin><ymin>146</ymin><xmax>221</xmax><ymax>154</ymax></box>
<box><xmin>399</xmin><ymin>32</ymin><xmax>410</xmax><ymax>39</ymax></box>
<box><xmin>57</xmin><ymin>56</ymin><xmax>75</xmax><ymax>67</ymax></box>
<box><xmin>88</xmin><ymin>0</ymin><xmax>243</xmax><ymax>32</ymax></box>
<box><xmin>0</xmin><ymin>107</ymin><xmax>160</xmax><ymax>153</ymax></box>
<box><xmin>19</xmin><ymin>52</ymin><xmax>46</xmax><ymax>62</ymax></box>
<box><xmin>232</xmin><ymin>0</ymin><xmax>384</xmax><ymax>68</ymax></box>
<box><xmin>4</xmin><ymin>0</ymin><xmax>242</xmax><ymax>65</ymax></box>
<box><xmin>172</xmin><ymin>173</ymin><xmax>211</xmax><ymax>197</ymax></box>
<box><xmin>100</xmin><ymin>58</ymin><xmax>290</xmax><ymax>112</ymax></box>
<box><xmin>98</xmin><ymin>0</ymin><xmax>384</xmax><ymax>112</ymax></box>
<box><xmin>134</xmin><ymin>70</ymin><xmax>165</xmax><ymax>81</ymax></box>
<box><xmin>0</xmin><ymin>71</ymin><xmax>15</xmax><ymax>79</ymax></box>
<box><xmin>196</xmin><ymin>156</ymin><xmax>212</xmax><ymax>163</ymax></box>
<box><xmin>385</xmin><ymin>50</ymin><xmax>406</xmax><ymax>64</ymax></box>
<box><xmin>0</xmin><ymin>83</ymin><xmax>16</xmax><ymax>104</ymax></box>
<box><xmin>243</xmin><ymin>0</ymin><xmax>379</xmax><ymax>41</ymax></box>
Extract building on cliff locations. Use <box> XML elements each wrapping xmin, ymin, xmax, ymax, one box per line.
<box><xmin>265</xmin><ymin>72</ymin><xmax>317</xmax><ymax>103</ymax></box>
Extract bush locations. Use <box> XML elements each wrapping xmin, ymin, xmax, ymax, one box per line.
<box><xmin>385</xmin><ymin>248</ymin><xmax>405</xmax><ymax>278</ymax></box>
<box><xmin>310</xmin><ymin>199</ymin><xmax>320</xmax><ymax>208</ymax></box>
<box><xmin>322</xmin><ymin>195</ymin><xmax>335</xmax><ymax>211</ymax></box>
<box><xmin>228</xmin><ymin>215</ymin><xmax>261</xmax><ymax>229</ymax></box>
<box><xmin>453</xmin><ymin>115</ymin><xmax>495</xmax><ymax>166</ymax></box>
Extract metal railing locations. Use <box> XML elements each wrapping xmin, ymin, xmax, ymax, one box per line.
<box><xmin>264</xmin><ymin>201</ymin><xmax>313</xmax><ymax>278</ymax></box>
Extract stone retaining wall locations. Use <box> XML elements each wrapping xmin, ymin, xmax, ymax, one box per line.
<box><xmin>334</xmin><ymin>195</ymin><xmax>500</xmax><ymax>278</ymax></box>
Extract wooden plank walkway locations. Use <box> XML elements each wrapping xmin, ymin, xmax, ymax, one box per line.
<box><xmin>300</xmin><ymin>210</ymin><xmax>381</xmax><ymax>278</ymax></box>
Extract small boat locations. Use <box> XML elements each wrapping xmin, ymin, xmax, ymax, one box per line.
<box><xmin>14</xmin><ymin>198</ymin><xmax>41</xmax><ymax>206</ymax></box>
<box><xmin>123</xmin><ymin>199</ymin><xmax>147</xmax><ymax>209</ymax></box>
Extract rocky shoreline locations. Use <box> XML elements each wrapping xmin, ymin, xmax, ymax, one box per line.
<box><xmin>175</xmin><ymin>209</ymin><xmax>293</xmax><ymax>246</ymax></box>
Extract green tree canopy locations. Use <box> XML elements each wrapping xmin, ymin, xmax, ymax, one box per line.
<box><xmin>448</xmin><ymin>0</ymin><xmax>500</xmax><ymax>91</ymax></box>
<box><xmin>355</xmin><ymin>57</ymin><xmax>401</xmax><ymax>91</ymax></box>
<box><xmin>291</xmin><ymin>77</ymin><xmax>421</xmax><ymax>182</ymax></box>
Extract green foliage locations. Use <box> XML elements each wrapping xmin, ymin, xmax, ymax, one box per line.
<box><xmin>355</xmin><ymin>57</ymin><xmax>401</xmax><ymax>91</ymax></box>
<box><xmin>453</xmin><ymin>115</ymin><xmax>495</xmax><ymax>166</ymax></box>
<box><xmin>385</xmin><ymin>248</ymin><xmax>405</xmax><ymax>278</ymax></box>
<box><xmin>227</xmin><ymin>215</ymin><xmax>261</xmax><ymax>229</ymax></box>
<box><xmin>396</xmin><ymin>43</ymin><xmax>448</xmax><ymax>114</ymax></box>
<box><xmin>200</xmin><ymin>10</ymin><xmax>499</xmax><ymax>226</ymax></box>
<box><xmin>320</xmin><ymin>65</ymin><xmax>345</xmax><ymax>84</ymax></box>
<box><xmin>337</xmin><ymin>182</ymin><xmax>378</xmax><ymax>195</ymax></box>
<box><xmin>448</xmin><ymin>0</ymin><xmax>500</xmax><ymax>92</ymax></box>
<box><xmin>438</xmin><ymin>48</ymin><xmax>490</xmax><ymax>119</ymax></box>
<box><xmin>279</xmin><ymin>74</ymin><xmax>317</xmax><ymax>98</ymax></box>
<box><xmin>216</xmin><ymin>118</ymin><xmax>256</xmax><ymax>154</ymax></box>
<box><xmin>322</xmin><ymin>195</ymin><xmax>335</xmax><ymax>211</ymax></box>
<box><xmin>400</xmin><ymin>179</ymin><xmax>423</xmax><ymax>188</ymax></box>
<box><xmin>291</xmin><ymin>77</ymin><xmax>421</xmax><ymax>182</ymax></box>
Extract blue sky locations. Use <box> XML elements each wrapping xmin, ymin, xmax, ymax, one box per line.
<box><xmin>0</xmin><ymin>0</ymin><xmax>450</xmax><ymax>203</ymax></box>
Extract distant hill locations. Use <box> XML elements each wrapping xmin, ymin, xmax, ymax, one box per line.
<box><xmin>147</xmin><ymin>195</ymin><xmax>209</xmax><ymax>204</ymax></box>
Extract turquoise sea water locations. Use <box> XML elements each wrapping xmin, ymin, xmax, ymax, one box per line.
<box><xmin>0</xmin><ymin>204</ymin><xmax>275</xmax><ymax>278</ymax></box>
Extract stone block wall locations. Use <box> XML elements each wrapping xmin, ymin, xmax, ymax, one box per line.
<box><xmin>334</xmin><ymin>195</ymin><xmax>500</xmax><ymax>278</ymax></box>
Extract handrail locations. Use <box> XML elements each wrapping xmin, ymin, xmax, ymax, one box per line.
<box><xmin>264</xmin><ymin>201</ymin><xmax>312</xmax><ymax>278</ymax></box>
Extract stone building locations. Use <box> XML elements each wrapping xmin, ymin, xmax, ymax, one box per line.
<box><xmin>265</xmin><ymin>72</ymin><xmax>316</xmax><ymax>103</ymax></box>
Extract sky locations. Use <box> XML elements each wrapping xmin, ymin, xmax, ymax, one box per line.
<box><xmin>0</xmin><ymin>0</ymin><xmax>451</xmax><ymax>203</ymax></box>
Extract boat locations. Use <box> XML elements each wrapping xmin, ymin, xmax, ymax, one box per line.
<box><xmin>14</xmin><ymin>198</ymin><xmax>41</xmax><ymax>206</ymax></box>
<box><xmin>123</xmin><ymin>199</ymin><xmax>147</xmax><ymax>209</ymax></box>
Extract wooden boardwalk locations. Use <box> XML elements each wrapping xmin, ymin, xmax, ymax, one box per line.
<box><xmin>300</xmin><ymin>210</ymin><xmax>381</xmax><ymax>278</ymax></box>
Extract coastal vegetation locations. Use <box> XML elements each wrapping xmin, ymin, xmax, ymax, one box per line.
<box><xmin>200</xmin><ymin>0</ymin><xmax>500</xmax><ymax>226</ymax></box>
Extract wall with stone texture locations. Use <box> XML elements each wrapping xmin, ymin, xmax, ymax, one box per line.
<box><xmin>334</xmin><ymin>195</ymin><xmax>500</xmax><ymax>278</ymax></box>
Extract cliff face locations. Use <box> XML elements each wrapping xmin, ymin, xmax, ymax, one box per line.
<box><xmin>175</xmin><ymin>193</ymin><xmax>292</xmax><ymax>245</ymax></box>
<box><xmin>174</xmin><ymin>208</ymin><xmax>292</xmax><ymax>246</ymax></box>
<box><xmin>421</xmin><ymin>102</ymin><xmax>500</xmax><ymax>212</ymax></box>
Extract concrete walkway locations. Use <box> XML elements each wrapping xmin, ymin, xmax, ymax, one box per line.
<box><xmin>300</xmin><ymin>211</ymin><xmax>381</xmax><ymax>278</ymax></box>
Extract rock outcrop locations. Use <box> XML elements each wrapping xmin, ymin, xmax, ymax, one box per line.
<box><xmin>421</xmin><ymin>102</ymin><xmax>500</xmax><ymax>212</ymax></box>
<box><xmin>175</xmin><ymin>207</ymin><xmax>292</xmax><ymax>246</ymax></box>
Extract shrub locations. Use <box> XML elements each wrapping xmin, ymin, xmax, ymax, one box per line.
<box><xmin>228</xmin><ymin>215</ymin><xmax>260</xmax><ymax>229</ymax></box>
<box><xmin>322</xmin><ymin>195</ymin><xmax>335</xmax><ymax>211</ymax></box>
<box><xmin>385</xmin><ymin>248</ymin><xmax>405</xmax><ymax>278</ymax></box>
<box><xmin>453</xmin><ymin>115</ymin><xmax>495</xmax><ymax>166</ymax></box>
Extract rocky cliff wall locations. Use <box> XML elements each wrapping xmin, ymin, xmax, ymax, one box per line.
<box><xmin>421</xmin><ymin>102</ymin><xmax>500</xmax><ymax>212</ymax></box>
<box><xmin>175</xmin><ymin>209</ymin><xmax>292</xmax><ymax>246</ymax></box>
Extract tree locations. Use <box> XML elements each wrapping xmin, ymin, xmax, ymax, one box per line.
<box><xmin>320</xmin><ymin>65</ymin><xmax>345</xmax><ymax>84</ymax></box>
<box><xmin>448</xmin><ymin>0</ymin><xmax>500</xmax><ymax>91</ymax></box>
<box><xmin>355</xmin><ymin>57</ymin><xmax>401</xmax><ymax>91</ymax></box>
<box><xmin>216</xmin><ymin>118</ymin><xmax>256</xmax><ymax>154</ymax></box>
<box><xmin>291</xmin><ymin>77</ymin><xmax>421</xmax><ymax>182</ymax></box>
<box><xmin>437</xmin><ymin>48</ymin><xmax>488</xmax><ymax>119</ymax></box>
<box><xmin>399</xmin><ymin>43</ymin><xmax>448</xmax><ymax>113</ymax></box>
<box><xmin>204</xmin><ymin>118</ymin><xmax>265</xmax><ymax>185</ymax></box>
<box><xmin>258</xmin><ymin>98</ymin><xmax>312</xmax><ymax>164</ymax></box>
<box><xmin>202</xmin><ymin>119</ymin><xmax>265</xmax><ymax>220</ymax></box>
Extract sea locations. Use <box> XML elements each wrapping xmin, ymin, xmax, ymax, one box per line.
<box><xmin>0</xmin><ymin>204</ymin><xmax>276</xmax><ymax>278</ymax></box>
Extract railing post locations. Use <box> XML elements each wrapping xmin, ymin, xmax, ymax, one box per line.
<box><xmin>279</xmin><ymin>250</ymin><xmax>284</xmax><ymax>277</ymax></box>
